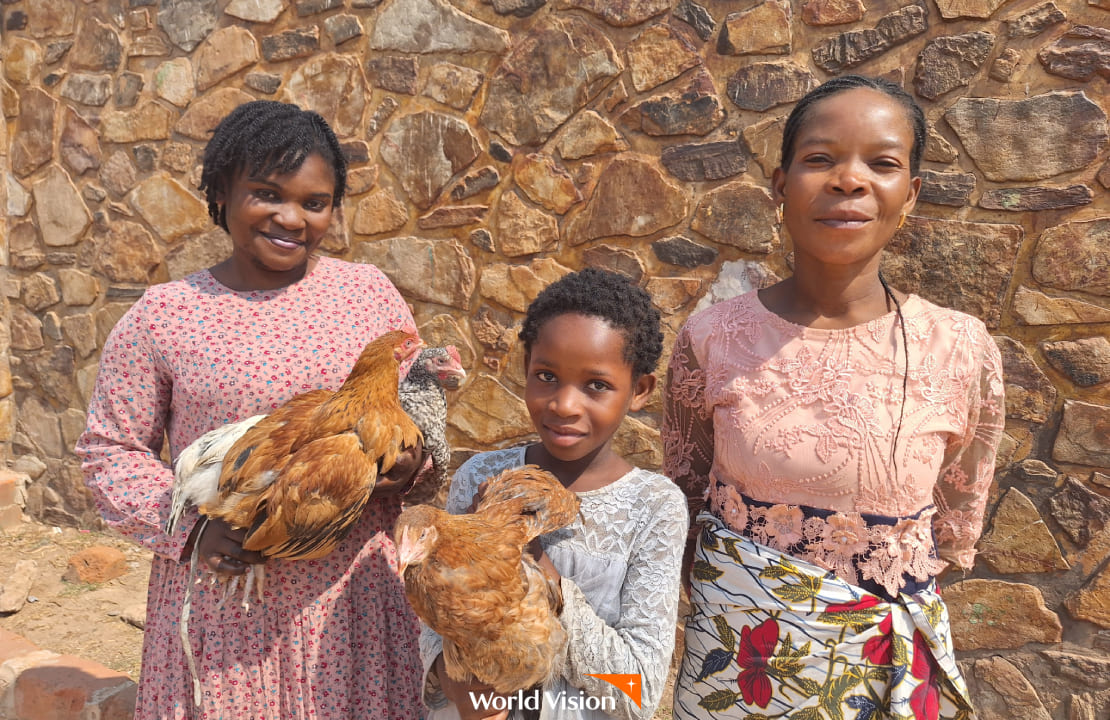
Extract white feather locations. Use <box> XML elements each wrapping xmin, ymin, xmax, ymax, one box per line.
<box><xmin>166</xmin><ymin>414</ymin><xmax>267</xmax><ymax>535</ymax></box>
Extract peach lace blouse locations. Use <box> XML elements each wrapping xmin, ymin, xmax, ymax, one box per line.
<box><xmin>662</xmin><ymin>291</ymin><xmax>1005</xmax><ymax>596</ymax></box>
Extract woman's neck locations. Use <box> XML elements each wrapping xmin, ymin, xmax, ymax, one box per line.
<box><xmin>210</xmin><ymin>255</ymin><xmax>318</xmax><ymax>292</ymax></box>
<box><xmin>524</xmin><ymin>443</ymin><xmax>632</xmax><ymax>493</ymax></box>
<box><xmin>759</xmin><ymin>265</ymin><xmax>898</xmax><ymax>329</ymax></box>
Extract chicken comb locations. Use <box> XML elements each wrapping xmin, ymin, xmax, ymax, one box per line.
<box><xmin>446</xmin><ymin>345</ymin><xmax>461</xmax><ymax>365</ymax></box>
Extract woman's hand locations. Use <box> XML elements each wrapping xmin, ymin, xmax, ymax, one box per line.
<box><xmin>194</xmin><ymin>517</ymin><xmax>265</xmax><ymax>575</ymax></box>
<box><xmin>435</xmin><ymin>654</ymin><xmax>510</xmax><ymax>720</ymax></box>
<box><xmin>374</xmin><ymin>441</ymin><xmax>429</xmax><ymax>498</ymax></box>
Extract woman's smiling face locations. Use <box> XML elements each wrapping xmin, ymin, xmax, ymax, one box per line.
<box><xmin>221</xmin><ymin>152</ymin><xmax>336</xmax><ymax>285</ymax></box>
<box><xmin>772</xmin><ymin>87</ymin><xmax>921</xmax><ymax>272</ymax></box>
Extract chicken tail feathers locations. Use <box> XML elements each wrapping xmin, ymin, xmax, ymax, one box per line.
<box><xmin>475</xmin><ymin>466</ymin><xmax>580</xmax><ymax>541</ymax></box>
<box><xmin>166</xmin><ymin>415</ymin><xmax>267</xmax><ymax>535</ymax></box>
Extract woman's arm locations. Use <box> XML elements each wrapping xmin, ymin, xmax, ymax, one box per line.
<box><xmin>932</xmin><ymin>323</ymin><xmax>1006</xmax><ymax>570</ymax></box>
<box><xmin>557</xmin><ymin>481</ymin><xmax>689</xmax><ymax>720</ymax></box>
<box><xmin>75</xmin><ymin>302</ymin><xmax>197</xmax><ymax>560</ymax></box>
<box><xmin>661</xmin><ymin>325</ymin><xmax>715</xmax><ymax>584</ymax></box>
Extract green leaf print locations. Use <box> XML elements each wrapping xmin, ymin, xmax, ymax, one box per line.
<box><xmin>815</xmin><ymin>606</ymin><xmax>885</xmax><ymax>633</ymax></box>
<box><xmin>818</xmin><ymin>668</ymin><xmax>865</xmax><ymax>720</ymax></box>
<box><xmin>713</xmin><ymin>614</ymin><xmax>736</xmax><ymax>651</ymax></box>
<box><xmin>693</xmin><ymin>560</ymin><xmax>725</xmax><ymax>583</ymax></box>
<box><xmin>759</xmin><ymin>564</ymin><xmax>791</xmax><ymax>581</ymax></box>
<box><xmin>771</xmin><ymin>575</ymin><xmax>823</xmax><ymax>604</ymax></box>
<box><xmin>701</xmin><ymin>528</ymin><xmax>720</xmax><ymax>551</ymax></box>
<box><xmin>723</xmin><ymin>537</ymin><xmax>745</xmax><ymax>564</ymax></box>
<box><xmin>788</xmin><ymin>707</ymin><xmax>823</xmax><ymax>720</ymax></box>
<box><xmin>923</xmin><ymin>597</ymin><xmax>945</xmax><ymax>628</ymax></box>
<box><xmin>794</xmin><ymin>676</ymin><xmax>822</xmax><ymax>698</ymax></box>
<box><xmin>698</xmin><ymin>689</ymin><xmax>741</xmax><ymax>712</ymax></box>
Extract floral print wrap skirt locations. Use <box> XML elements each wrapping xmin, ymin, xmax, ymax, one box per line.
<box><xmin>673</xmin><ymin>513</ymin><xmax>975</xmax><ymax>720</ymax></box>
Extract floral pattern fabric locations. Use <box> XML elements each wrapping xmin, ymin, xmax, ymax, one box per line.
<box><xmin>673</xmin><ymin>514</ymin><xmax>974</xmax><ymax>720</ymax></box>
<box><xmin>662</xmin><ymin>290</ymin><xmax>1005</xmax><ymax>581</ymax></box>
<box><xmin>76</xmin><ymin>257</ymin><xmax>425</xmax><ymax>720</ymax></box>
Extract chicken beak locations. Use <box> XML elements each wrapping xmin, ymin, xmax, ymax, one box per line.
<box><xmin>396</xmin><ymin>527</ymin><xmax>413</xmax><ymax>576</ymax></box>
<box><xmin>442</xmin><ymin>367</ymin><xmax>466</xmax><ymax>390</ymax></box>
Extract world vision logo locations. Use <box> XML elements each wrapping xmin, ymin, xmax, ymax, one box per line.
<box><xmin>586</xmin><ymin>674</ymin><xmax>642</xmax><ymax>708</ymax></box>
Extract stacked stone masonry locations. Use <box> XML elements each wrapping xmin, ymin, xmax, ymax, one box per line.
<box><xmin>1</xmin><ymin>0</ymin><xmax>1108</xmax><ymax>717</ymax></box>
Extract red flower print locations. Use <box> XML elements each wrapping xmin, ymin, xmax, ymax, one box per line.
<box><xmin>862</xmin><ymin>614</ymin><xmax>894</xmax><ymax>665</ymax></box>
<box><xmin>909</xmin><ymin>630</ymin><xmax>940</xmax><ymax>720</ymax></box>
<box><xmin>736</xmin><ymin>618</ymin><xmax>779</xmax><ymax>708</ymax></box>
<box><xmin>825</xmin><ymin>595</ymin><xmax>881</xmax><ymax>614</ymax></box>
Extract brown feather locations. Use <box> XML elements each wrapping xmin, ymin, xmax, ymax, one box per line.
<box><xmin>395</xmin><ymin>466</ymin><xmax>579</xmax><ymax>694</ymax></box>
<box><xmin>200</xmin><ymin>330</ymin><xmax>423</xmax><ymax>560</ymax></box>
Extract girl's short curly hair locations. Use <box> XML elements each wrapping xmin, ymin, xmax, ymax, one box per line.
<box><xmin>198</xmin><ymin>100</ymin><xmax>347</xmax><ymax>231</ymax></box>
<box><xmin>519</xmin><ymin>268</ymin><xmax>663</xmax><ymax>377</ymax></box>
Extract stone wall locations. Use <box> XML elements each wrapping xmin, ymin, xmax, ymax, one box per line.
<box><xmin>1</xmin><ymin>0</ymin><xmax>1108</xmax><ymax>716</ymax></box>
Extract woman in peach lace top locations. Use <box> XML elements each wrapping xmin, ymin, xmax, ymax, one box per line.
<box><xmin>664</xmin><ymin>76</ymin><xmax>1005</xmax><ymax>720</ymax></box>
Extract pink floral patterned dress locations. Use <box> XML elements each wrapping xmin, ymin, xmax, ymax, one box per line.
<box><xmin>663</xmin><ymin>290</ymin><xmax>1005</xmax><ymax>720</ymax></box>
<box><xmin>76</xmin><ymin>257</ymin><xmax>426</xmax><ymax>720</ymax></box>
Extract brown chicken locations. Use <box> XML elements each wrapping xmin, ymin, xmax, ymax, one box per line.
<box><xmin>168</xmin><ymin>329</ymin><xmax>425</xmax><ymax>598</ymax></box>
<box><xmin>395</xmin><ymin>466</ymin><xmax>580</xmax><ymax>694</ymax></box>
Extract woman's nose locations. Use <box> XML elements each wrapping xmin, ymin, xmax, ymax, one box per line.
<box><xmin>831</xmin><ymin>160</ymin><xmax>867</xmax><ymax>194</ymax></box>
<box><xmin>273</xmin><ymin>202</ymin><xmax>306</xmax><ymax>229</ymax></box>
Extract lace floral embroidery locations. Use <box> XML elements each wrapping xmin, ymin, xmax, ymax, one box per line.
<box><xmin>709</xmin><ymin>481</ymin><xmax>947</xmax><ymax>597</ymax></box>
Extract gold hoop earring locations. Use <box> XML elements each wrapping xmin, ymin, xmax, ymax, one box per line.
<box><xmin>775</xmin><ymin>204</ymin><xmax>784</xmax><ymax>225</ymax></box>
<box><xmin>897</xmin><ymin>213</ymin><xmax>907</xmax><ymax>229</ymax></box>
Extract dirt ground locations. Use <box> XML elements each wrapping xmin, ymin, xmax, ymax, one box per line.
<box><xmin>0</xmin><ymin>521</ymin><xmax>149</xmax><ymax>680</ymax></box>
<box><xmin>0</xmin><ymin>520</ymin><xmax>681</xmax><ymax>718</ymax></box>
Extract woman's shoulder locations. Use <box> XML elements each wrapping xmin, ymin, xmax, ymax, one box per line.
<box><xmin>906</xmin><ymin>295</ymin><xmax>994</xmax><ymax>341</ymax></box>
<box><xmin>317</xmin><ymin>257</ymin><xmax>393</xmax><ymax>286</ymax></box>
<box><xmin>684</xmin><ymin>289</ymin><xmax>760</xmax><ymax>328</ymax></box>
<box><xmin>122</xmin><ymin>274</ymin><xmax>212</xmax><ymax>318</ymax></box>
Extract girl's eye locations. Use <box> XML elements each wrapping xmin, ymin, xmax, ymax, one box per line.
<box><xmin>536</xmin><ymin>370</ymin><xmax>556</xmax><ymax>382</ymax></box>
<box><xmin>254</xmin><ymin>189</ymin><xmax>279</xmax><ymax>201</ymax></box>
<box><xmin>305</xmin><ymin>200</ymin><xmax>329</xmax><ymax>212</ymax></box>
<box><xmin>587</xmin><ymin>380</ymin><xmax>611</xmax><ymax>392</ymax></box>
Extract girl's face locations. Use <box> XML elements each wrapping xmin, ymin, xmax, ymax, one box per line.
<box><xmin>772</xmin><ymin>88</ymin><xmax>921</xmax><ymax>273</ymax></box>
<box><xmin>219</xmin><ymin>152</ymin><xmax>336</xmax><ymax>289</ymax></box>
<box><xmin>524</xmin><ymin>313</ymin><xmax>654</xmax><ymax>467</ymax></box>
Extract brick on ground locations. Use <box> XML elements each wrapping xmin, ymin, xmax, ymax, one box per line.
<box><xmin>0</xmin><ymin>629</ymin><xmax>137</xmax><ymax>720</ymax></box>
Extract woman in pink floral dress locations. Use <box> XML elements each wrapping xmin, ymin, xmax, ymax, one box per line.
<box><xmin>76</xmin><ymin>101</ymin><xmax>427</xmax><ymax>719</ymax></box>
<box><xmin>664</xmin><ymin>76</ymin><xmax>1005</xmax><ymax>720</ymax></box>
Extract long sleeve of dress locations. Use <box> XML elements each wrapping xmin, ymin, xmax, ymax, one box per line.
<box><xmin>75</xmin><ymin>299</ymin><xmax>197</xmax><ymax>561</ymax></box>
<box><xmin>931</xmin><ymin>325</ymin><xmax>1006</xmax><ymax>570</ymax></box>
<box><xmin>662</xmin><ymin>323</ymin><xmax>714</xmax><ymax>577</ymax></box>
<box><xmin>555</xmin><ymin>482</ymin><xmax>687</xmax><ymax>720</ymax></box>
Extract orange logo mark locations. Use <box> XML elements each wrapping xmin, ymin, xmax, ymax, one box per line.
<box><xmin>586</xmin><ymin>674</ymin><xmax>642</xmax><ymax>708</ymax></box>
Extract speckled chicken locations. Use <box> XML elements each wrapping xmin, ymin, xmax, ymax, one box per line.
<box><xmin>399</xmin><ymin>346</ymin><xmax>466</xmax><ymax>507</ymax></box>
<box><xmin>395</xmin><ymin>466</ymin><xmax>580</xmax><ymax>694</ymax></box>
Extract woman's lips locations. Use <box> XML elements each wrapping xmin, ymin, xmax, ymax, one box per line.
<box><xmin>264</xmin><ymin>233</ymin><xmax>303</xmax><ymax>249</ymax></box>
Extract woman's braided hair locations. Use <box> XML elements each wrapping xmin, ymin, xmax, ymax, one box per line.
<box><xmin>198</xmin><ymin>100</ymin><xmax>347</xmax><ymax>231</ymax></box>
<box><xmin>779</xmin><ymin>74</ymin><xmax>927</xmax><ymax>177</ymax></box>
